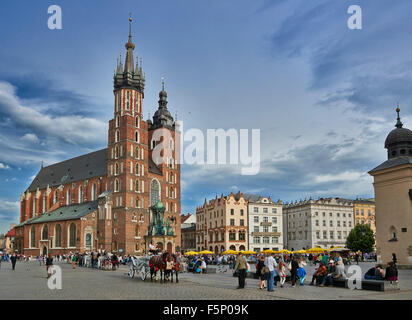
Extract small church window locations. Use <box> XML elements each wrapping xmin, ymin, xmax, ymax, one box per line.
<box><xmin>135</xmin><ymin>131</ymin><xmax>139</xmax><ymax>143</ymax></box>
<box><xmin>126</xmin><ymin>91</ymin><xmax>130</xmax><ymax>110</ymax></box>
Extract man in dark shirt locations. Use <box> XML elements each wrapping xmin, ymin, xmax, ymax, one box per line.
<box><xmin>46</xmin><ymin>255</ymin><xmax>53</xmax><ymax>278</ymax></box>
<box><xmin>10</xmin><ymin>253</ymin><xmax>17</xmax><ymax>271</ymax></box>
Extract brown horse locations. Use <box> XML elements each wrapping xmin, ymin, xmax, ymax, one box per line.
<box><xmin>149</xmin><ymin>252</ymin><xmax>179</xmax><ymax>283</ymax></box>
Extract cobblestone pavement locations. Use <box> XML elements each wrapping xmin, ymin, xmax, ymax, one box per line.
<box><xmin>0</xmin><ymin>261</ymin><xmax>411</xmax><ymax>300</ymax></box>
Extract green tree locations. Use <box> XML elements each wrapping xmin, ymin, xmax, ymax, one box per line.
<box><xmin>346</xmin><ymin>224</ymin><xmax>375</xmax><ymax>254</ymax></box>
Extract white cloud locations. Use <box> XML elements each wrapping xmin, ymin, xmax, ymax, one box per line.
<box><xmin>0</xmin><ymin>162</ymin><xmax>10</xmax><ymax>169</ymax></box>
<box><xmin>313</xmin><ymin>171</ymin><xmax>363</xmax><ymax>184</ymax></box>
<box><xmin>20</xmin><ymin>133</ymin><xmax>39</xmax><ymax>143</ymax></box>
<box><xmin>0</xmin><ymin>81</ymin><xmax>107</xmax><ymax>147</ymax></box>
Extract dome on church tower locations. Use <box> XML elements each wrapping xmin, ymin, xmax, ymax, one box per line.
<box><xmin>384</xmin><ymin>107</ymin><xmax>412</xmax><ymax>159</ymax></box>
<box><xmin>150</xmin><ymin>81</ymin><xmax>175</xmax><ymax>130</ymax></box>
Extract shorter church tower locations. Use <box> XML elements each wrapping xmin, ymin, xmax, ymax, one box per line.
<box><xmin>369</xmin><ymin>107</ymin><xmax>412</xmax><ymax>265</ymax></box>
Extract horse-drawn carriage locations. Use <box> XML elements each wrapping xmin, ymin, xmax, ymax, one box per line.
<box><xmin>129</xmin><ymin>256</ymin><xmax>151</xmax><ymax>280</ymax></box>
<box><xmin>128</xmin><ymin>252</ymin><xmax>180</xmax><ymax>283</ymax></box>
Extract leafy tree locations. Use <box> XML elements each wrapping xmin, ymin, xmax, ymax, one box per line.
<box><xmin>346</xmin><ymin>223</ymin><xmax>375</xmax><ymax>254</ymax></box>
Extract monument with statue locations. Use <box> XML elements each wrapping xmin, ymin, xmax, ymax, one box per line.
<box><xmin>144</xmin><ymin>200</ymin><xmax>177</xmax><ymax>254</ymax></box>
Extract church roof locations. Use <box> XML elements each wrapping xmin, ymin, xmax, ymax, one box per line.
<box><xmin>27</xmin><ymin>149</ymin><xmax>108</xmax><ymax>192</ymax></box>
<box><xmin>369</xmin><ymin>156</ymin><xmax>412</xmax><ymax>174</ymax></box>
<box><xmin>21</xmin><ymin>201</ymin><xmax>98</xmax><ymax>226</ymax></box>
<box><xmin>26</xmin><ymin>148</ymin><xmax>163</xmax><ymax>192</ymax></box>
<box><xmin>148</xmin><ymin>157</ymin><xmax>163</xmax><ymax>176</ymax></box>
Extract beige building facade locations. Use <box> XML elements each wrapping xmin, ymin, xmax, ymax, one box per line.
<box><xmin>353</xmin><ymin>199</ymin><xmax>376</xmax><ymax>234</ymax></box>
<box><xmin>369</xmin><ymin>108</ymin><xmax>412</xmax><ymax>265</ymax></box>
<box><xmin>196</xmin><ymin>192</ymin><xmax>248</xmax><ymax>253</ymax></box>
<box><xmin>283</xmin><ymin>198</ymin><xmax>354</xmax><ymax>250</ymax></box>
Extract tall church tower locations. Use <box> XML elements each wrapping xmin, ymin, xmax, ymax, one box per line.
<box><xmin>107</xmin><ymin>17</ymin><xmax>149</xmax><ymax>253</ymax></box>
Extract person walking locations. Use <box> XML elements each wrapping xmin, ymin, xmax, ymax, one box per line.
<box><xmin>10</xmin><ymin>253</ymin><xmax>17</xmax><ymax>271</ymax></box>
<box><xmin>46</xmin><ymin>255</ymin><xmax>53</xmax><ymax>278</ymax></box>
<box><xmin>233</xmin><ymin>252</ymin><xmax>247</xmax><ymax>289</ymax></box>
<box><xmin>290</xmin><ymin>256</ymin><xmax>299</xmax><ymax>287</ymax></box>
<box><xmin>71</xmin><ymin>254</ymin><xmax>77</xmax><ymax>269</ymax></box>
<box><xmin>297</xmin><ymin>256</ymin><xmax>307</xmax><ymax>285</ymax></box>
<box><xmin>0</xmin><ymin>253</ymin><xmax>2</xmax><ymax>269</ymax></box>
<box><xmin>256</xmin><ymin>255</ymin><xmax>267</xmax><ymax>290</ymax></box>
<box><xmin>265</xmin><ymin>253</ymin><xmax>277</xmax><ymax>292</ymax></box>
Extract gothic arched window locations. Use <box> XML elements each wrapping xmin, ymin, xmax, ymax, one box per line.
<box><xmin>126</xmin><ymin>91</ymin><xmax>130</xmax><ymax>110</ymax></box>
<box><xmin>150</xmin><ymin>179</ymin><xmax>161</xmax><ymax>206</ymax></box>
<box><xmin>55</xmin><ymin>224</ymin><xmax>62</xmax><ymax>247</ymax></box>
<box><xmin>114</xmin><ymin>179</ymin><xmax>119</xmax><ymax>192</ymax></box>
<box><xmin>69</xmin><ymin>223</ymin><xmax>76</xmax><ymax>247</ymax></box>
<box><xmin>91</xmin><ymin>183</ymin><xmax>97</xmax><ymax>201</ymax></box>
<box><xmin>115</xmin><ymin>130</ymin><xmax>120</xmax><ymax>143</ymax></box>
<box><xmin>53</xmin><ymin>190</ymin><xmax>58</xmax><ymax>204</ymax></box>
<box><xmin>135</xmin><ymin>146</ymin><xmax>140</xmax><ymax>159</ymax></box>
<box><xmin>78</xmin><ymin>186</ymin><xmax>83</xmax><ymax>203</ymax></box>
<box><xmin>135</xmin><ymin>131</ymin><xmax>139</xmax><ymax>143</ymax></box>
<box><xmin>135</xmin><ymin>179</ymin><xmax>140</xmax><ymax>192</ymax></box>
<box><xmin>42</xmin><ymin>225</ymin><xmax>48</xmax><ymax>240</ymax></box>
<box><xmin>66</xmin><ymin>189</ymin><xmax>71</xmax><ymax>205</ymax></box>
<box><xmin>30</xmin><ymin>226</ymin><xmax>36</xmax><ymax>248</ymax></box>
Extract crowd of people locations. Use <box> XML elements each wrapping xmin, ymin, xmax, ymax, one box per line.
<box><xmin>231</xmin><ymin>250</ymin><xmax>399</xmax><ymax>291</ymax></box>
<box><xmin>1</xmin><ymin>249</ymin><xmax>400</xmax><ymax>291</ymax></box>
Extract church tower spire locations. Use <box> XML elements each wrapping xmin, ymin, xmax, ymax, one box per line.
<box><xmin>113</xmin><ymin>15</ymin><xmax>145</xmax><ymax>95</ymax></box>
<box><xmin>124</xmin><ymin>15</ymin><xmax>135</xmax><ymax>74</ymax></box>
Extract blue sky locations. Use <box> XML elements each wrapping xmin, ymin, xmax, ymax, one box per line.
<box><xmin>0</xmin><ymin>0</ymin><xmax>411</xmax><ymax>233</ymax></box>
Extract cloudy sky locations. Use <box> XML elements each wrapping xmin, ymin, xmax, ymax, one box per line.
<box><xmin>0</xmin><ymin>0</ymin><xmax>411</xmax><ymax>233</ymax></box>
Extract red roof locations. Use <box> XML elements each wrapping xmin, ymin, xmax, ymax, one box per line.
<box><xmin>181</xmin><ymin>214</ymin><xmax>192</xmax><ymax>223</ymax></box>
<box><xmin>5</xmin><ymin>228</ymin><xmax>15</xmax><ymax>237</ymax></box>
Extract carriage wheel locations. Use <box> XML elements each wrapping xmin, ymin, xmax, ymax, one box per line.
<box><xmin>129</xmin><ymin>268</ymin><xmax>135</xmax><ymax>278</ymax></box>
<box><xmin>140</xmin><ymin>266</ymin><xmax>147</xmax><ymax>281</ymax></box>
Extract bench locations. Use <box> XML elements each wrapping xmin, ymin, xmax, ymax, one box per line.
<box><xmin>203</xmin><ymin>266</ymin><xmax>217</xmax><ymax>274</ymax></box>
<box><xmin>331</xmin><ymin>278</ymin><xmax>400</xmax><ymax>291</ymax></box>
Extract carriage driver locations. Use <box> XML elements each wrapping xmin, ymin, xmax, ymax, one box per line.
<box><xmin>148</xmin><ymin>241</ymin><xmax>159</xmax><ymax>255</ymax></box>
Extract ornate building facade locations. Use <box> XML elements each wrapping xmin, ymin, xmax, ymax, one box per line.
<box><xmin>196</xmin><ymin>192</ymin><xmax>248</xmax><ymax>253</ymax></box>
<box><xmin>14</xmin><ymin>18</ymin><xmax>181</xmax><ymax>256</ymax></box>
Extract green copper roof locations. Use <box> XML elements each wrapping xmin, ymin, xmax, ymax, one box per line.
<box><xmin>154</xmin><ymin>200</ymin><xmax>164</xmax><ymax>209</ymax></box>
<box><xmin>21</xmin><ymin>201</ymin><xmax>98</xmax><ymax>226</ymax></box>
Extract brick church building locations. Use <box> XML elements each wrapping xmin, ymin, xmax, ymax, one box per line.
<box><xmin>14</xmin><ymin>18</ymin><xmax>181</xmax><ymax>256</ymax></box>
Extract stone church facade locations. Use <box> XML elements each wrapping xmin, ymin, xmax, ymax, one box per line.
<box><xmin>14</xmin><ymin>18</ymin><xmax>181</xmax><ymax>256</ymax></box>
